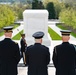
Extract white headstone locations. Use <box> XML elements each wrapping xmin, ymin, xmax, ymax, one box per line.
<box><xmin>23</xmin><ymin>10</ymin><xmax>51</xmax><ymax>46</ymax></box>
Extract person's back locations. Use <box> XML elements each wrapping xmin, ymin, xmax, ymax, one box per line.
<box><xmin>53</xmin><ymin>43</ymin><xmax>76</xmax><ymax>75</ymax></box>
<box><xmin>26</xmin><ymin>43</ymin><xmax>50</xmax><ymax>66</ymax></box>
<box><xmin>25</xmin><ymin>31</ymin><xmax>50</xmax><ymax>75</ymax></box>
<box><xmin>52</xmin><ymin>30</ymin><xmax>76</xmax><ymax>75</ymax></box>
<box><xmin>0</xmin><ymin>26</ymin><xmax>20</xmax><ymax>75</ymax></box>
<box><xmin>0</xmin><ymin>38</ymin><xmax>20</xmax><ymax>62</ymax></box>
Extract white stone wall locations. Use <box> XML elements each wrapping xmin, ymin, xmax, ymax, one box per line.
<box><xmin>23</xmin><ymin>10</ymin><xmax>51</xmax><ymax>46</ymax></box>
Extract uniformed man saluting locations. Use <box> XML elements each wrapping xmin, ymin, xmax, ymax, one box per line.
<box><xmin>0</xmin><ymin>26</ymin><xmax>20</xmax><ymax>75</ymax></box>
<box><xmin>52</xmin><ymin>30</ymin><xmax>76</xmax><ymax>75</ymax></box>
<box><xmin>25</xmin><ymin>31</ymin><xmax>50</xmax><ymax>75</ymax></box>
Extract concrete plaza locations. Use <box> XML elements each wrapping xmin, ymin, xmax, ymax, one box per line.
<box><xmin>18</xmin><ymin>67</ymin><xmax>56</xmax><ymax>75</ymax></box>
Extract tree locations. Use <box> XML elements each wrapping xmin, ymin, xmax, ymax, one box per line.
<box><xmin>61</xmin><ymin>0</ymin><xmax>76</xmax><ymax>3</ymax></box>
<box><xmin>32</xmin><ymin>0</ymin><xmax>38</xmax><ymax>9</ymax></box>
<box><xmin>42</xmin><ymin>0</ymin><xmax>59</xmax><ymax>7</ymax></box>
<box><xmin>12</xmin><ymin>3</ymin><xmax>31</xmax><ymax>20</ymax></box>
<box><xmin>54</xmin><ymin>2</ymin><xmax>65</xmax><ymax>19</ymax></box>
<box><xmin>43</xmin><ymin>0</ymin><xmax>65</xmax><ymax>19</ymax></box>
<box><xmin>46</xmin><ymin>2</ymin><xmax>56</xmax><ymax>19</ymax></box>
<box><xmin>59</xmin><ymin>8</ymin><xmax>76</xmax><ymax>29</ymax></box>
<box><xmin>0</xmin><ymin>5</ymin><xmax>16</xmax><ymax>29</ymax></box>
<box><xmin>32</xmin><ymin>0</ymin><xmax>44</xmax><ymax>9</ymax></box>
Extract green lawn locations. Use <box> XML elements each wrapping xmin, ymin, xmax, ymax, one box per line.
<box><xmin>12</xmin><ymin>30</ymin><xmax>23</xmax><ymax>40</ymax></box>
<box><xmin>56</xmin><ymin>24</ymin><xmax>76</xmax><ymax>38</ymax></box>
<box><xmin>12</xmin><ymin>27</ymin><xmax>61</xmax><ymax>40</ymax></box>
<box><xmin>48</xmin><ymin>27</ymin><xmax>61</xmax><ymax>40</ymax></box>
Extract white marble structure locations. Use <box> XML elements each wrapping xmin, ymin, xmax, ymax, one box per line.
<box><xmin>23</xmin><ymin>10</ymin><xmax>51</xmax><ymax>46</ymax></box>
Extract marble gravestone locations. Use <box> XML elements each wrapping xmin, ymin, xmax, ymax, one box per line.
<box><xmin>23</xmin><ymin>10</ymin><xmax>51</xmax><ymax>46</ymax></box>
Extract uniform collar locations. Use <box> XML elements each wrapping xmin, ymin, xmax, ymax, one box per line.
<box><xmin>62</xmin><ymin>42</ymin><xmax>69</xmax><ymax>44</ymax></box>
<box><xmin>34</xmin><ymin>43</ymin><xmax>41</xmax><ymax>45</ymax></box>
<box><xmin>4</xmin><ymin>38</ymin><xmax>11</xmax><ymax>40</ymax></box>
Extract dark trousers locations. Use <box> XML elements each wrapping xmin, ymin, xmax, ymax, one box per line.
<box><xmin>21</xmin><ymin>51</ymin><xmax>26</xmax><ymax>64</ymax></box>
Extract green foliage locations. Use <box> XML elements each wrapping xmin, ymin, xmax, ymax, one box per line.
<box><xmin>43</xmin><ymin>0</ymin><xmax>65</xmax><ymax>19</ymax></box>
<box><xmin>32</xmin><ymin>0</ymin><xmax>38</xmax><ymax>9</ymax></box>
<box><xmin>12</xmin><ymin>3</ymin><xmax>31</xmax><ymax>19</ymax></box>
<box><xmin>54</xmin><ymin>2</ymin><xmax>65</xmax><ymax>19</ymax></box>
<box><xmin>62</xmin><ymin>0</ymin><xmax>76</xmax><ymax>4</ymax></box>
<box><xmin>59</xmin><ymin>0</ymin><xmax>76</xmax><ymax>30</ymax></box>
<box><xmin>42</xmin><ymin>0</ymin><xmax>59</xmax><ymax>6</ymax></box>
<box><xmin>18</xmin><ymin>9</ymin><xmax>23</xmax><ymax>19</ymax></box>
<box><xmin>0</xmin><ymin>5</ymin><xmax>16</xmax><ymax>29</ymax></box>
<box><xmin>32</xmin><ymin>1</ymin><xmax>44</xmax><ymax>9</ymax></box>
<box><xmin>59</xmin><ymin>8</ymin><xmax>76</xmax><ymax>29</ymax></box>
<box><xmin>48</xmin><ymin>27</ymin><xmax>61</xmax><ymax>40</ymax></box>
<box><xmin>46</xmin><ymin>2</ymin><xmax>56</xmax><ymax>19</ymax></box>
<box><xmin>0</xmin><ymin>3</ymin><xmax>32</xmax><ymax>29</ymax></box>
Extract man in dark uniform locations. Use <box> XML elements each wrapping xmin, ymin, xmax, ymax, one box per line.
<box><xmin>52</xmin><ymin>30</ymin><xmax>76</xmax><ymax>75</ymax></box>
<box><xmin>0</xmin><ymin>26</ymin><xmax>20</xmax><ymax>75</ymax></box>
<box><xmin>20</xmin><ymin>34</ymin><xmax>27</xmax><ymax>64</ymax></box>
<box><xmin>25</xmin><ymin>31</ymin><xmax>50</xmax><ymax>75</ymax></box>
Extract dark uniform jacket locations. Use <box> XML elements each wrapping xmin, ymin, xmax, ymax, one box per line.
<box><xmin>0</xmin><ymin>38</ymin><xmax>20</xmax><ymax>75</ymax></box>
<box><xmin>20</xmin><ymin>38</ymin><xmax>27</xmax><ymax>52</ymax></box>
<box><xmin>52</xmin><ymin>42</ymin><xmax>76</xmax><ymax>75</ymax></box>
<box><xmin>25</xmin><ymin>43</ymin><xmax>50</xmax><ymax>75</ymax></box>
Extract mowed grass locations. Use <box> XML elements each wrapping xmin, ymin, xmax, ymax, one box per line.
<box><xmin>12</xmin><ymin>30</ymin><xmax>23</xmax><ymax>40</ymax></box>
<box><xmin>12</xmin><ymin>27</ymin><xmax>61</xmax><ymax>40</ymax></box>
<box><xmin>48</xmin><ymin>27</ymin><xmax>61</xmax><ymax>40</ymax></box>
